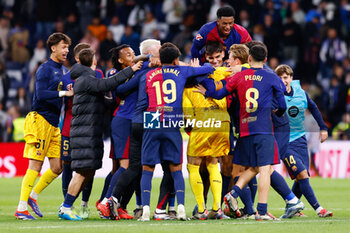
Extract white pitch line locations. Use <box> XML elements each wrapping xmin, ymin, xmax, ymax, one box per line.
<box><xmin>40</xmin><ymin>208</ymin><xmax>350</xmax><ymax>214</ymax></box>
<box><xmin>17</xmin><ymin>219</ymin><xmax>348</xmax><ymax>230</ymax></box>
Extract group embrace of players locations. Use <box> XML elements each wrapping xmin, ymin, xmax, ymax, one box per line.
<box><xmin>14</xmin><ymin>6</ymin><xmax>333</xmax><ymax>221</ymax></box>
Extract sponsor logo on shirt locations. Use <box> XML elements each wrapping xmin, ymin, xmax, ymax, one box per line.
<box><xmin>196</xmin><ymin>34</ymin><xmax>203</xmax><ymax>40</ymax></box>
<box><xmin>288</xmin><ymin>106</ymin><xmax>299</xmax><ymax>117</ymax></box>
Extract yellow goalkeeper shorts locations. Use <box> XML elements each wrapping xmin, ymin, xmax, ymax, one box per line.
<box><xmin>187</xmin><ymin>121</ymin><xmax>230</xmax><ymax>157</ymax></box>
<box><xmin>23</xmin><ymin>111</ymin><xmax>61</xmax><ymax>161</ymax></box>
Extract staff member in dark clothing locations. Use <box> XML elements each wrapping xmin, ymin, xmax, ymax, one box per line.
<box><xmin>58</xmin><ymin>47</ymin><xmax>142</xmax><ymax>220</ymax></box>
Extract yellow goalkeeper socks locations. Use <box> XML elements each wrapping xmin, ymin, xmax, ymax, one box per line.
<box><xmin>18</xmin><ymin>169</ymin><xmax>39</xmax><ymax>210</ymax></box>
<box><xmin>32</xmin><ymin>168</ymin><xmax>59</xmax><ymax>196</ymax></box>
<box><xmin>187</xmin><ymin>163</ymin><xmax>205</xmax><ymax>213</ymax></box>
<box><xmin>207</xmin><ymin>162</ymin><xmax>222</xmax><ymax>211</ymax></box>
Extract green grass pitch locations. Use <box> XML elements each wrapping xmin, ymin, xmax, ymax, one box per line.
<box><xmin>0</xmin><ymin>177</ymin><xmax>349</xmax><ymax>233</ymax></box>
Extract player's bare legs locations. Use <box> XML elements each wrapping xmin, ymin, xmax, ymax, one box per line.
<box><xmin>120</xmin><ymin>159</ymin><xmax>129</xmax><ymax>169</ymax></box>
<box><xmin>31</xmin><ymin>158</ymin><xmax>61</xmax><ymax>198</ymax></box>
<box><xmin>67</xmin><ymin>170</ymin><xmax>95</xmax><ymax>197</ymax></box>
<box><xmin>235</xmin><ymin>167</ymin><xmax>258</xmax><ymax>189</ymax></box>
<box><xmin>257</xmin><ymin>165</ymin><xmax>273</xmax><ymax>204</ymax></box>
<box><xmin>59</xmin><ymin>169</ymin><xmax>95</xmax><ymax>220</ymax></box>
<box><xmin>28</xmin><ymin>159</ymin><xmax>44</xmax><ymax>172</ymax></box>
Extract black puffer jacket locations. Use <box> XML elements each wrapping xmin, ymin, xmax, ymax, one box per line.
<box><xmin>70</xmin><ymin>63</ymin><xmax>134</xmax><ymax>170</ymax></box>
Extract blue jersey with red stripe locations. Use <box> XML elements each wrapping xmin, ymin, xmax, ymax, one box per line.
<box><xmin>221</xmin><ymin>68</ymin><xmax>286</xmax><ymax>137</ymax></box>
<box><xmin>146</xmin><ymin>64</ymin><xmax>214</xmax><ymax>122</ymax></box>
<box><xmin>191</xmin><ymin>21</ymin><xmax>251</xmax><ymax>63</ymax></box>
<box><xmin>61</xmin><ymin>69</ymin><xmax>103</xmax><ymax>137</ymax></box>
<box><xmin>108</xmin><ymin>63</ymin><xmax>149</xmax><ymax>120</ymax></box>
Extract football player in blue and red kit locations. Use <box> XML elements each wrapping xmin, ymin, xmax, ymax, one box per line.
<box><xmin>106</xmin><ymin>40</ymin><xmax>163</xmax><ymax>220</ymax></box>
<box><xmin>97</xmin><ymin>44</ymin><xmax>142</xmax><ymax>220</ymax></box>
<box><xmin>138</xmin><ymin>43</ymin><xmax>215</xmax><ymax>221</ymax></box>
<box><xmin>191</xmin><ymin>6</ymin><xmax>251</xmax><ymax>64</ymax></box>
<box><xmin>61</xmin><ymin>43</ymin><xmax>104</xmax><ymax>219</ymax></box>
<box><xmin>195</xmin><ymin>44</ymin><xmax>287</xmax><ymax>220</ymax></box>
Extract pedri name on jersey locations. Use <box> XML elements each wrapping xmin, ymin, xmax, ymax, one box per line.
<box><xmin>245</xmin><ymin>74</ymin><xmax>263</xmax><ymax>81</ymax></box>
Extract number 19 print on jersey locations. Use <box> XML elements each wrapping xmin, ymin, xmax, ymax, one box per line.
<box><xmin>145</xmin><ymin>64</ymin><xmax>214</xmax><ymax>123</ymax></box>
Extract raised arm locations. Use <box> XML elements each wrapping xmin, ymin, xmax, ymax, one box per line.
<box><xmin>186</xmin><ymin>63</ymin><xmax>215</xmax><ymax>78</ymax></box>
<box><xmin>194</xmin><ymin>84</ymin><xmax>230</xmax><ymax>100</ymax></box>
<box><xmin>191</xmin><ymin>26</ymin><xmax>207</xmax><ymax>60</ymax></box>
<box><xmin>88</xmin><ymin>62</ymin><xmax>143</xmax><ymax>93</ymax></box>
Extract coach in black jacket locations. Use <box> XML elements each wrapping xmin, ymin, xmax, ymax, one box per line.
<box><xmin>58</xmin><ymin>48</ymin><xmax>142</xmax><ymax>219</ymax></box>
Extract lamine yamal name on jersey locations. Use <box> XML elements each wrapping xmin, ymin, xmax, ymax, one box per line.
<box><xmin>148</xmin><ymin>68</ymin><xmax>180</xmax><ymax>81</ymax></box>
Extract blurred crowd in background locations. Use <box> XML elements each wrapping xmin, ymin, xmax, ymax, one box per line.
<box><xmin>0</xmin><ymin>0</ymin><xmax>349</xmax><ymax>142</ymax></box>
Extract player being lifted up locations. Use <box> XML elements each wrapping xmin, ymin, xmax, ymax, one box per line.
<box><xmin>275</xmin><ymin>64</ymin><xmax>333</xmax><ymax>218</ymax></box>
<box><xmin>195</xmin><ymin>44</ymin><xmax>287</xmax><ymax>220</ymax></box>
<box><xmin>130</xmin><ymin>43</ymin><xmax>215</xmax><ymax>221</ymax></box>
<box><xmin>15</xmin><ymin>33</ymin><xmax>72</xmax><ymax>220</ymax></box>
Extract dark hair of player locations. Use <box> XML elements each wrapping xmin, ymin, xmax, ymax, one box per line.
<box><xmin>205</xmin><ymin>41</ymin><xmax>224</xmax><ymax>55</ymax></box>
<box><xmin>245</xmin><ymin>40</ymin><xmax>266</xmax><ymax>50</ymax></box>
<box><xmin>249</xmin><ymin>45</ymin><xmax>267</xmax><ymax>62</ymax></box>
<box><xmin>79</xmin><ymin>48</ymin><xmax>95</xmax><ymax>67</ymax></box>
<box><xmin>110</xmin><ymin>44</ymin><xmax>130</xmax><ymax>70</ymax></box>
<box><xmin>160</xmin><ymin>42</ymin><xmax>177</xmax><ymax>49</ymax></box>
<box><xmin>159</xmin><ymin>43</ymin><xmax>181</xmax><ymax>64</ymax></box>
<box><xmin>47</xmin><ymin>32</ymin><xmax>71</xmax><ymax>53</ymax></box>
<box><xmin>217</xmin><ymin>6</ymin><xmax>235</xmax><ymax>19</ymax></box>
<box><xmin>73</xmin><ymin>43</ymin><xmax>90</xmax><ymax>57</ymax></box>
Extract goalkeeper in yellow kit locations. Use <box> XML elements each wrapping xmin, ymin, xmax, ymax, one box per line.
<box><xmin>183</xmin><ymin>41</ymin><xmax>231</xmax><ymax>219</ymax></box>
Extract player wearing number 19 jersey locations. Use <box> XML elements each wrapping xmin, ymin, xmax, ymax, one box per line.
<box><xmin>139</xmin><ymin>43</ymin><xmax>215</xmax><ymax>221</ymax></box>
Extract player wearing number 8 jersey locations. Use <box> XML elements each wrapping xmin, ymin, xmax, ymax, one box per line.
<box><xmin>196</xmin><ymin>44</ymin><xmax>286</xmax><ymax>220</ymax></box>
<box><xmin>139</xmin><ymin>43</ymin><xmax>215</xmax><ymax>221</ymax></box>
